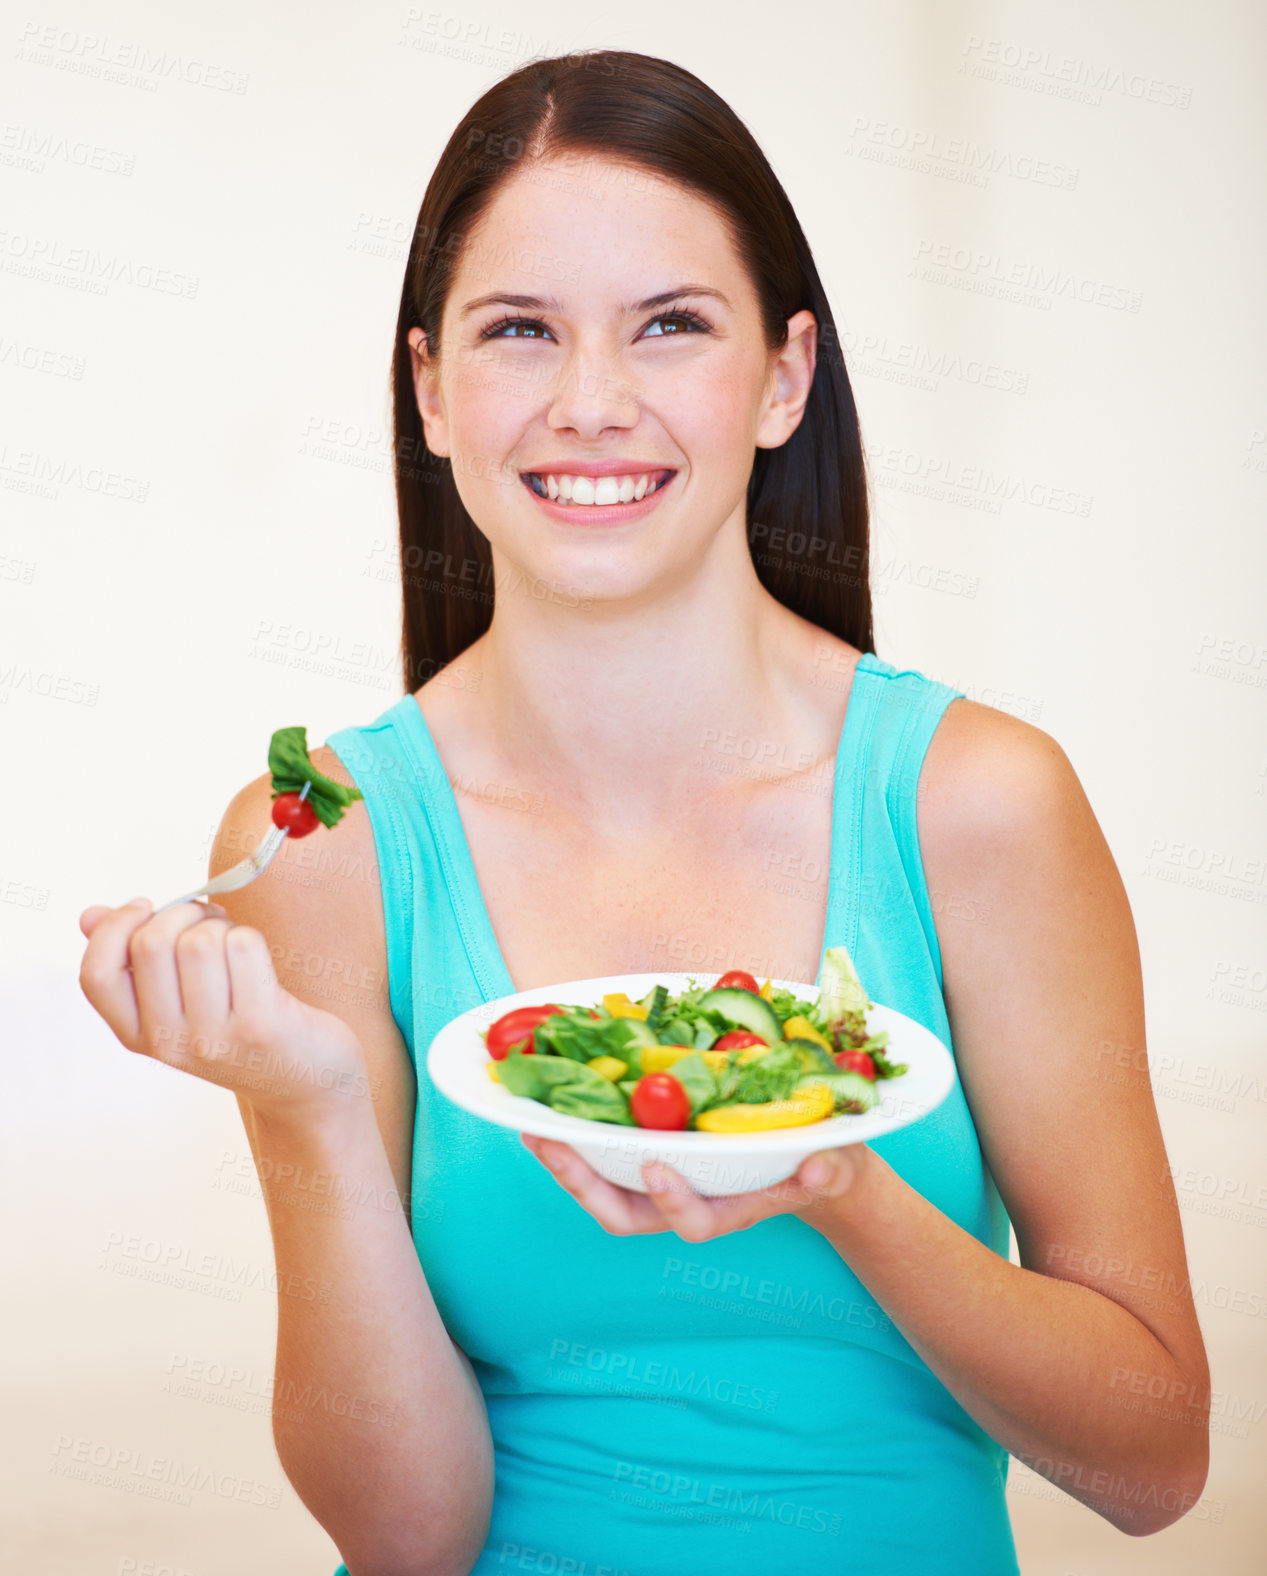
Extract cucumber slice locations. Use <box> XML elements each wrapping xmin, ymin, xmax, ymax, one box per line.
<box><xmin>640</xmin><ymin>983</ymin><xmax>669</xmax><ymax>1031</ymax></box>
<box><xmin>787</xmin><ymin>1038</ymin><xmax>838</xmax><ymax>1074</ymax></box>
<box><xmin>795</xmin><ymin>1070</ymin><xmax>879</xmax><ymax>1112</ymax></box>
<box><xmin>617</xmin><ymin>1019</ymin><xmax>661</xmax><ymax>1049</ymax></box>
<box><xmin>697</xmin><ymin>987</ymin><xmax>784</xmax><ymax>1045</ymax></box>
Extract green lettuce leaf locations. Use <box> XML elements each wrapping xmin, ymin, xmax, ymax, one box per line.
<box><xmin>816</xmin><ymin>943</ymin><xmax>870</xmax><ymax>1018</ymax></box>
<box><xmin>267</xmin><ymin>726</ymin><xmax>363</xmax><ymax>830</ymax></box>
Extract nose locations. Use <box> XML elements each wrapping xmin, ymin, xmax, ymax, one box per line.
<box><xmin>545</xmin><ymin>342</ymin><xmax>641</xmax><ymax>438</ymax></box>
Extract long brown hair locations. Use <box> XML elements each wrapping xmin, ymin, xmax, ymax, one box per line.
<box><xmin>390</xmin><ymin>49</ymin><xmax>874</xmax><ymax>689</ymax></box>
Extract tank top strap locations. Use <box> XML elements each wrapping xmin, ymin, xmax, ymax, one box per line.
<box><xmin>836</xmin><ymin>652</ymin><xmax>967</xmax><ymax>1001</ymax></box>
<box><xmin>325</xmin><ymin>701</ymin><xmax>442</xmax><ymax>1068</ymax></box>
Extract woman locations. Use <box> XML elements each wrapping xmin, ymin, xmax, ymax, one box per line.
<box><xmin>78</xmin><ymin>50</ymin><xmax>1209</xmax><ymax>1576</ymax></box>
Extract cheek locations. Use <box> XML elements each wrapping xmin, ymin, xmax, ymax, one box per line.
<box><xmin>656</xmin><ymin>357</ymin><xmax>761</xmax><ymax>461</ymax></box>
<box><xmin>444</xmin><ymin>369</ymin><xmax>533</xmax><ymax>496</ymax></box>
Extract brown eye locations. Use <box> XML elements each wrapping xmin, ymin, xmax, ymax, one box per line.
<box><xmin>481</xmin><ymin>316</ymin><xmax>553</xmax><ymax>340</ymax></box>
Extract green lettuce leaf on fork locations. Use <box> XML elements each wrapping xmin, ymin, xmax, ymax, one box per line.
<box><xmin>267</xmin><ymin>726</ymin><xmax>363</xmax><ymax>829</ymax></box>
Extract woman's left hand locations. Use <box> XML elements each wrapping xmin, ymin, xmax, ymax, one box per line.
<box><xmin>520</xmin><ymin>1132</ymin><xmax>874</xmax><ymax>1240</ymax></box>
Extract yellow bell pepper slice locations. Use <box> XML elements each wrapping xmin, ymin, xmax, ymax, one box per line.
<box><xmin>783</xmin><ymin>1015</ymin><xmax>832</xmax><ymax>1053</ymax></box>
<box><xmin>638</xmin><ymin>1044</ymin><xmax>731</xmax><ymax>1075</ymax></box>
<box><xmin>639</xmin><ymin>1044</ymin><xmax>701</xmax><ymax>1074</ymax></box>
<box><xmin>759</xmin><ymin>977</ymin><xmax>774</xmax><ymax>1001</ymax></box>
<box><xmin>602</xmin><ymin>992</ymin><xmax>649</xmax><ymax>1020</ymax></box>
<box><xmin>735</xmin><ymin>1045</ymin><xmax>770</xmax><ymax>1065</ymax></box>
<box><xmin>586</xmin><ymin>1055</ymin><xmax>628</xmax><ymax>1082</ymax></box>
<box><xmin>486</xmin><ymin>1060</ymin><xmax>502</xmax><ymax>1082</ymax></box>
<box><xmin>694</xmin><ymin>1082</ymin><xmax>834</xmax><ymax>1133</ymax></box>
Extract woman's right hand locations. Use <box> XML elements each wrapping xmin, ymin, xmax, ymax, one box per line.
<box><xmin>78</xmin><ymin>897</ymin><xmax>372</xmax><ymax>1123</ymax></box>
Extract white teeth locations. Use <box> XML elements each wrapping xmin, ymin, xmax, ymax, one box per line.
<box><xmin>527</xmin><ymin>470</ymin><xmax>666</xmax><ymax>506</ymax></box>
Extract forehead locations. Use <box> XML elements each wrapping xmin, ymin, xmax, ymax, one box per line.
<box><xmin>449</xmin><ymin>154</ymin><xmax>748</xmax><ymax>308</ymax></box>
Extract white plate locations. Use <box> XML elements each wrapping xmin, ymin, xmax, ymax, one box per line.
<box><xmin>427</xmin><ymin>973</ymin><xmax>956</xmax><ymax>1197</ymax></box>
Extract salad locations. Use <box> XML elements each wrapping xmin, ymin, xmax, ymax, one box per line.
<box><xmin>267</xmin><ymin>726</ymin><xmax>362</xmax><ymax>837</ymax></box>
<box><xmin>483</xmin><ymin>946</ymin><xmax>906</xmax><ymax>1134</ymax></box>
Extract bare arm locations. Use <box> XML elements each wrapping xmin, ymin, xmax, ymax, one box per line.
<box><xmin>800</xmin><ymin>701</ymin><xmax>1211</xmax><ymax>1535</ymax></box>
<box><xmin>209</xmin><ymin>754</ymin><xmax>494</xmax><ymax>1573</ymax></box>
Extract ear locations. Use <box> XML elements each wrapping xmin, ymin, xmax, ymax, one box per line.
<box><xmin>755</xmin><ymin>309</ymin><xmax>817</xmax><ymax>451</ymax></box>
<box><xmin>406</xmin><ymin>326</ymin><xmax>451</xmax><ymax>458</ymax></box>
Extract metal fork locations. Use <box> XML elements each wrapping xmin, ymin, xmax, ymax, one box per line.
<box><xmin>151</xmin><ymin>782</ymin><xmax>311</xmax><ymax>914</ymax></box>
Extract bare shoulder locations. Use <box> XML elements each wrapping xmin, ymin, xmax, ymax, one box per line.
<box><xmin>918</xmin><ymin>695</ymin><xmax>1085</xmax><ymax>854</ymax></box>
<box><xmin>210</xmin><ymin>747</ymin><xmax>416</xmax><ymax>1212</ymax></box>
<box><xmin>914</xmin><ymin>693</ymin><xmax>1119</xmax><ymax>1020</ymax></box>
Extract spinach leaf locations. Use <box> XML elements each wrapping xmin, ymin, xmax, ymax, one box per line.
<box><xmin>533</xmin><ymin>1012</ymin><xmax>638</xmax><ymax>1063</ymax></box>
<box><xmin>660</xmin><ymin>1052</ymin><xmax>717</xmax><ymax>1116</ymax></box>
<box><xmin>497</xmin><ymin>1050</ymin><xmax>634</xmax><ymax>1125</ymax></box>
<box><xmin>550</xmin><ymin>1079</ymin><xmax>635</xmax><ymax>1125</ymax></box>
<box><xmin>268</xmin><ymin>726</ymin><xmax>363</xmax><ymax>829</ymax></box>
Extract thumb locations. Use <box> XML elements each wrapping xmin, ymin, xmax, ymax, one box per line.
<box><xmin>795</xmin><ymin>1147</ymin><xmax>861</xmax><ymax>1200</ymax></box>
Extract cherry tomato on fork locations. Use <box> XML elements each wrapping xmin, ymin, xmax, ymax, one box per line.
<box><xmin>485</xmin><ymin>1004</ymin><xmax>567</xmax><ymax>1060</ymax></box>
<box><xmin>714</xmin><ymin>969</ymin><xmax>761</xmax><ymax>993</ymax></box>
<box><xmin>271</xmin><ymin>791</ymin><xmax>321</xmax><ymax>838</ymax></box>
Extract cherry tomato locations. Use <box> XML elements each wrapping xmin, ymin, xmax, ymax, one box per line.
<box><xmin>629</xmin><ymin>1072</ymin><xmax>692</xmax><ymax>1130</ymax></box>
<box><xmin>712</xmin><ymin>1030</ymin><xmax>769</xmax><ymax>1054</ymax></box>
<box><xmin>715</xmin><ymin>969</ymin><xmax>761</xmax><ymax>993</ymax></box>
<box><xmin>485</xmin><ymin>1003</ymin><xmax>566</xmax><ymax>1060</ymax></box>
<box><xmin>835</xmin><ymin>1049</ymin><xmax>877</xmax><ymax>1080</ymax></box>
<box><xmin>271</xmin><ymin>792</ymin><xmax>320</xmax><ymax>839</ymax></box>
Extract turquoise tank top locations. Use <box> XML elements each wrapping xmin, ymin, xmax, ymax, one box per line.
<box><xmin>325</xmin><ymin>651</ymin><xmax>1019</xmax><ymax>1575</ymax></box>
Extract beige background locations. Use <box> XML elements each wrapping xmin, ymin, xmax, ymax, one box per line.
<box><xmin>2</xmin><ymin>2</ymin><xmax>1264</xmax><ymax>1572</ymax></box>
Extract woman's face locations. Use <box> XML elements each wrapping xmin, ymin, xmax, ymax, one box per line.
<box><xmin>407</xmin><ymin>154</ymin><xmax>815</xmax><ymax>608</ymax></box>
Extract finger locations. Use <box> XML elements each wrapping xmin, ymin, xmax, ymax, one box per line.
<box><xmin>222</xmin><ymin>924</ymin><xmax>280</xmax><ymax>1019</ymax></box>
<box><xmin>639</xmin><ymin>1162</ymin><xmax>758</xmax><ymax>1240</ymax></box>
<box><xmin>128</xmin><ymin>903</ymin><xmax>219</xmax><ymax>1051</ymax></box>
<box><xmin>644</xmin><ymin>1159</ymin><xmax>827</xmax><ymax>1238</ymax></box>
<box><xmin>785</xmin><ymin>1145</ymin><xmax>870</xmax><ymax>1212</ymax></box>
<box><xmin>522</xmin><ymin>1135</ymin><xmax>666</xmax><ymax>1234</ymax></box>
<box><xmin>78</xmin><ymin>899</ymin><xmax>147</xmax><ymax>1040</ymax></box>
<box><xmin>174</xmin><ymin>916</ymin><xmax>234</xmax><ymax>1038</ymax></box>
<box><xmin>78</xmin><ymin>899</ymin><xmax>157</xmax><ymax>1047</ymax></box>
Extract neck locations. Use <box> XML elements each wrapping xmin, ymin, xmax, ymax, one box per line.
<box><xmin>444</xmin><ymin>528</ymin><xmax>848</xmax><ymax>834</ymax></box>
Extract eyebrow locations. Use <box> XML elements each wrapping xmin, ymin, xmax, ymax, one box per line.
<box><xmin>459</xmin><ymin>284</ymin><xmax>733</xmax><ymax>318</ymax></box>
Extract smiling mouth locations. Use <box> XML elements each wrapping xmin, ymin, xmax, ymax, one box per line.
<box><xmin>521</xmin><ymin>468</ymin><xmax>677</xmax><ymax>506</ymax></box>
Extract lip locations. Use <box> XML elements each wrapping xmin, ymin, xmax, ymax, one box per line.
<box><xmin>519</xmin><ymin>468</ymin><xmax>678</xmax><ymax>526</ymax></box>
<box><xmin>520</xmin><ymin>461</ymin><xmax>675</xmax><ymax>479</ymax></box>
